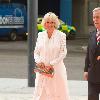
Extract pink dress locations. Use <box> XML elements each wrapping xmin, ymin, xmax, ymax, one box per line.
<box><xmin>33</xmin><ymin>29</ymin><xmax>70</xmax><ymax>100</ymax></box>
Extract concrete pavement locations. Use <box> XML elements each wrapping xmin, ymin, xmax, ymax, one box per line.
<box><xmin>0</xmin><ymin>78</ymin><xmax>88</xmax><ymax>100</ymax></box>
<box><xmin>0</xmin><ymin>38</ymin><xmax>89</xmax><ymax>99</ymax></box>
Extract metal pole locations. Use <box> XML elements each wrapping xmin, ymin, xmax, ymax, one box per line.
<box><xmin>27</xmin><ymin>0</ymin><xmax>38</xmax><ymax>87</ymax></box>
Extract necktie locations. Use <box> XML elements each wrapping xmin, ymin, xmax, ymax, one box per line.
<box><xmin>96</xmin><ymin>31</ymin><xmax>100</xmax><ymax>45</ymax></box>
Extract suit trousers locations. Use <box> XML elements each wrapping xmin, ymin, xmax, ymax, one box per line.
<box><xmin>88</xmin><ymin>82</ymin><xmax>100</xmax><ymax>100</ymax></box>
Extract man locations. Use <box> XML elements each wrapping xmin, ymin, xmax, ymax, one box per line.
<box><xmin>84</xmin><ymin>7</ymin><xmax>100</xmax><ymax>100</ymax></box>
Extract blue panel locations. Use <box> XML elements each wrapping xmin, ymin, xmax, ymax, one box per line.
<box><xmin>60</xmin><ymin>0</ymin><xmax>72</xmax><ymax>25</ymax></box>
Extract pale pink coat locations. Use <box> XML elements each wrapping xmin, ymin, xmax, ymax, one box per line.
<box><xmin>33</xmin><ymin>29</ymin><xmax>70</xmax><ymax>100</ymax></box>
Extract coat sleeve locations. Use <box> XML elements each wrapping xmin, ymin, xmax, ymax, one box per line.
<box><xmin>84</xmin><ymin>33</ymin><xmax>92</xmax><ymax>72</ymax></box>
<box><xmin>50</xmin><ymin>33</ymin><xmax>67</xmax><ymax>66</ymax></box>
<box><xmin>34</xmin><ymin>33</ymin><xmax>42</xmax><ymax>63</ymax></box>
<box><xmin>84</xmin><ymin>44</ymin><xmax>90</xmax><ymax>72</ymax></box>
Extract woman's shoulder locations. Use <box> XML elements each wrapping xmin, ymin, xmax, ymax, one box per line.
<box><xmin>37</xmin><ymin>31</ymin><xmax>46</xmax><ymax>37</ymax></box>
<box><xmin>38</xmin><ymin>31</ymin><xmax>45</xmax><ymax>35</ymax></box>
<box><xmin>56</xmin><ymin>30</ymin><xmax>66</xmax><ymax>37</ymax></box>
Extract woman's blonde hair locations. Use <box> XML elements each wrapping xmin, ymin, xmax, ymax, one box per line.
<box><xmin>41</xmin><ymin>12</ymin><xmax>60</xmax><ymax>29</ymax></box>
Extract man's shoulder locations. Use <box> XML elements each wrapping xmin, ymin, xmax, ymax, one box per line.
<box><xmin>89</xmin><ymin>30</ymin><xmax>96</xmax><ymax>37</ymax></box>
<box><xmin>90</xmin><ymin>30</ymin><xmax>96</xmax><ymax>34</ymax></box>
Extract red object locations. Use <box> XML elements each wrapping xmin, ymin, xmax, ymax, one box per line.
<box><xmin>33</xmin><ymin>66</ymin><xmax>54</xmax><ymax>78</ymax></box>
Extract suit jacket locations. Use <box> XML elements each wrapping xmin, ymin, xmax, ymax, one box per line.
<box><xmin>84</xmin><ymin>30</ymin><xmax>100</xmax><ymax>83</ymax></box>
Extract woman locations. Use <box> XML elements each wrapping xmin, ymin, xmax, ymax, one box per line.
<box><xmin>33</xmin><ymin>12</ymin><xmax>70</xmax><ymax>100</ymax></box>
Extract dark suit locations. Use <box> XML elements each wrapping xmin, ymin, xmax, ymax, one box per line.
<box><xmin>84</xmin><ymin>30</ymin><xmax>100</xmax><ymax>100</ymax></box>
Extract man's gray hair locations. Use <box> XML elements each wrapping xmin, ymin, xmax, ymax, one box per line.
<box><xmin>93</xmin><ymin>7</ymin><xmax>100</xmax><ymax>12</ymax></box>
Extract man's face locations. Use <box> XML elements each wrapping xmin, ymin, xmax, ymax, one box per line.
<box><xmin>93</xmin><ymin>11</ymin><xmax>100</xmax><ymax>29</ymax></box>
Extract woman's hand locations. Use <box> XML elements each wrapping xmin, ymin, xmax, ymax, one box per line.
<box><xmin>44</xmin><ymin>65</ymin><xmax>54</xmax><ymax>73</ymax></box>
<box><xmin>36</xmin><ymin>62</ymin><xmax>45</xmax><ymax>69</ymax></box>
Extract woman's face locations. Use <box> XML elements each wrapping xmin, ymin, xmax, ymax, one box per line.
<box><xmin>44</xmin><ymin>19</ymin><xmax>55</xmax><ymax>32</ymax></box>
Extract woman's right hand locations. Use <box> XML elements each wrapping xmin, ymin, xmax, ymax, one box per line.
<box><xmin>36</xmin><ymin>62</ymin><xmax>45</xmax><ymax>69</ymax></box>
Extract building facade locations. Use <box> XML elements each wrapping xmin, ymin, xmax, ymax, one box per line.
<box><xmin>0</xmin><ymin>0</ymin><xmax>100</xmax><ymax>37</ymax></box>
<box><xmin>38</xmin><ymin>0</ymin><xmax>96</xmax><ymax>37</ymax></box>
<box><xmin>38</xmin><ymin>0</ymin><xmax>87</xmax><ymax>37</ymax></box>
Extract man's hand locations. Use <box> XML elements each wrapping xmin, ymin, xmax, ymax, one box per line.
<box><xmin>97</xmin><ymin>56</ymin><xmax>100</xmax><ymax>60</ymax></box>
<box><xmin>84</xmin><ymin>72</ymin><xmax>88</xmax><ymax>81</ymax></box>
